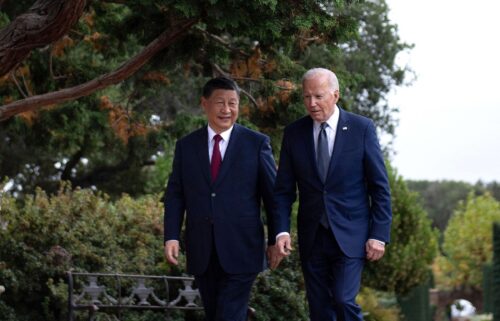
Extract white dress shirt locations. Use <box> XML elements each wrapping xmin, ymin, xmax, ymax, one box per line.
<box><xmin>208</xmin><ymin>125</ymin><xmax>233</xmax><ymax>161</ymax></box>
<box><xmin>313</xmin><ymin>105</ymin><xmax>339</xmax><ymax>157</ymax></box>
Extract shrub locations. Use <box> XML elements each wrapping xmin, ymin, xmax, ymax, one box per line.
<box><xmin>0</xmin><ymin>184</ymin><xmax>168</xmax><ymax>321</ymax></box>
<box><xmin>363</xmin><ymin>164</ymin><xmax>438</xmax><ymax>296</ymax></box>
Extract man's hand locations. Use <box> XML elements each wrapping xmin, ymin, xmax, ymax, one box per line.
<box><xmin>164</xmin><ymin>240</ymin><xmax>180</xmax><ymax>265</ymax></box>
<box><xmin>266</xmin><ymin>245</ymin><xmax>284</xmax><ymax>270</ymax></box>
<box><xmin>365</xmin><ymin>239</ymin><xmax>385</xmax><ymax>261</ymax></box>
<box><xmin>276</xmin><ymin>234</ymin><xmax>293</xmax><ymax>257</ymax></box>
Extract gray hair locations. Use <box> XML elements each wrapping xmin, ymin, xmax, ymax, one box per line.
<box><xmin>302</xmin><ymin>68</ymin><xmax>339</xmax><ymax>92</ymax></box>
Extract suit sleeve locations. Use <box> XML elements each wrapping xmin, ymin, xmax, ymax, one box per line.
<box><xmin>163</xmin><ymin>140</ymin><xmax>186</xmax><ymax>243</ymax></box>
<box><xmin>257</xmin><ymin>136</ymin><xmax>278</xmax><ymax>245</ymax></box>
<box><xmin>273</xmin><ymin>128</ymin><xmax>297</xmax><ymax>237</ymax></box>
<box><xmin>364</xmin><ymin>121</ymin><xmax>392</xmax><ymax>243</ymax></box>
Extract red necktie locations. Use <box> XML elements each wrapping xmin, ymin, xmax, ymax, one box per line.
<box><xmin>210</xmin><ymin>134</ymin><xmax>222</xmax><ymax>182</ymax></box>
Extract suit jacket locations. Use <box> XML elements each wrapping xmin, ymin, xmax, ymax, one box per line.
<box><xmin>274</xmin><ymin>108</ymin><xmax>392</xmax><ymax>259</ymax></box>
<box><xmin>164</xmin><ymin>124</ymin><xmax>277</xmax><ymax>275</ymax></box>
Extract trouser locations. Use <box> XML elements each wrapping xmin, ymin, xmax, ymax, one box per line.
<box><xmin>195</xmin><ymin>244</ymin><xmax>258</xmax><ymax>321</ymax></box>
<box><xmin>301</xmin><ymin>225</ymin><xmax>365</xmax><ymax>321</ymax></box>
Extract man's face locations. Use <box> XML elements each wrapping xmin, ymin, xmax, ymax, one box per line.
<box><xmin>303</xmin><ymin>75</ymin><xmax>339</xmax><ymax>123</ymax></box>
<box><xmin>201</xmin><ymin>89</ymin><xmax>239</xmax><ymax>133</ymax></box>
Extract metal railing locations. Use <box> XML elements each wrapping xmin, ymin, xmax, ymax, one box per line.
<box><xmin>68</xmin><ymin>271</ymin><xmax>203</xmax><ymax>321</ymax></box>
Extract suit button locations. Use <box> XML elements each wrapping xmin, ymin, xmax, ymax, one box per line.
<box><xmin>323</xmin><ymin>191</ymin><xmax>327</xmax><ymax>195</ymax></box>
<box><xmin>211</xmin><ymin>193</ymin><xmax>216</xmax><ymax>197</ymax></box>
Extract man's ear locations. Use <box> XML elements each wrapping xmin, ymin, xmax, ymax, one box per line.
<box><xmin>333</xmin><ymin>90</ymin><xmax>340</xmax><ymax>102</ymax></box>
<box><xmin>200</xmin><ymin>97</ymin><xmax>207</xmax><ymax>112</ymax></box>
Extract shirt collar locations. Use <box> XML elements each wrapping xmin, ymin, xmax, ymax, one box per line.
<box><xmin>313</xmin><ymin>105</ymin><xmax>340</xmax><ymax>131</ymax></box>
<box><xmin>207</xmin><ymin>125</ymin><xmax>233</xmax><ymax>142</ymax></box>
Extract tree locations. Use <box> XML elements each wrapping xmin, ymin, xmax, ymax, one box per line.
<box><xmin>0</xmin><ymin>0</ymin><xmax>412</xmax><ymax>197</ymax></box>
<box><xmin>0</xmin><ymin>0</ymin><xmax>361</xmax><ymax>118</ymax></box>
<box><xmin>363</xmin><ymin>164</ymin><xmax>438</xmax><ymax>296</ymax></box>
<box><xmin>434</xmin><ymin>192</ymin><xmax>500</xmax><ymax>310</ymax></box>
<box><xmin>406</xmin><ymin>180</ymin><xmax>475</xmax><ymax>233</ymax></box>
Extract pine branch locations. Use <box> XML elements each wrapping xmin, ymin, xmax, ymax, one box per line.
<box><xmin>0</xmin><ymin>19</ymin><xmax>197</xmax><ymax>121</ymax></box>
<box><xmin>211</xmin><ymin>63</ymin><xmax>259</xmax><ymax>109</ymax></box>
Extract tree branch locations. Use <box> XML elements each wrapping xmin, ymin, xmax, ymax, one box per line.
<box><xmin>211</xmin><ymin>63</ymin><xmax>260</xmax><ymax>109</ymax></box>
<box><xmin>9</xmin><ymin>72</ymin><xmax>28</xmax><ymax>98</ymax></box>
<box><xmin>0</xmin><ymin>18</ymin><xmax>198</xmax><ymax>121</ymax></box>
<box><xmin>49</xmin><ymin>50</ymin><xmax>67</xmax><ymax>80</ymax></box>
<box><xmin>195</xmin><ymin>26</ymin><xmax>250</xmax><ymax>58</ymax></box>
<box><xmin>0</xmin><ymin>0</ymin><xmax>86</xmax><ymax>77</ymax></box>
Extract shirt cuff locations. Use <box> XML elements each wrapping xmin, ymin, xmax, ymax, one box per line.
<box><xmin>276</xmin><ymin>232</ymin><xmax>290</xmax><ymax>241</ymax></box>
<box><xmin>369</xmin><ymin>238</ymin><xmax>385</xmax><ymax>246</ymax></box>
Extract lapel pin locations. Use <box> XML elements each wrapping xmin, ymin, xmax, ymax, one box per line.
<box><xmin>342</xmin><ymin>126</ymin><xmax>348</xmax><ymax>131</ymax></box>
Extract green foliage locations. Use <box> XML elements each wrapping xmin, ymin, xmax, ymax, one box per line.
<box><xmin>1</xmin><ymin>0</ymin><xmax>411</xmax><ymax>198</ymax></box>
<box><xmin>436</xmin><ymin>193</ymin><xmax>500</xmax><ymax>289</ymax></box>
<box><xmin>0</xmin><ymin>184</ymin><xmax>168</xmax><ymax>320</ymax></box>
<box><xmin>363</xmin><ymin>163</ymin><xmax>439</xmax><ymax>296</ymax></box>
<box><xmin>0</xmin><ymin>180</ymin><xmax>420</xmax><ymax>321</ymax></box>
<box><xmin>0</xmin><ymin>300</ymin><xmax>17</xmax><ymax>321</ymax></box>
<box><xmin>250</xmin><ymin>247</ymin><xmax>308</xmax><ymax>321</ymax></box>
<box><xmin>357</xmin><ymin>287</ymin><xmax>400</xmax><ymax>321</ymax></box>
<box><xmin>0</xmin><ymin>11</ymin><xmax>9</xmax><ymax>29</ymax></box>
<box><xmin>406</xmin><ymin>180</ymin><xmax>478</xmax><ymax>233</ymax></box>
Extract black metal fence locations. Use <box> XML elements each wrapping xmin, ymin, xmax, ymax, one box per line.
<box><xmin>67</xmin><ymin>272</ymin><xmax>203</xmax><ymax>321</ymax></box>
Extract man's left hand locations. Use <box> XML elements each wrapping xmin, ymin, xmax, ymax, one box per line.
<box><xmin>266</xmin><ymin>245</ymin><xmax>284</xmax><ymax>270</ymax></box>
<box><xmin>365</xmin><ymin>239</ymin><xmax>385</xmax><ymax>261</ymax></box>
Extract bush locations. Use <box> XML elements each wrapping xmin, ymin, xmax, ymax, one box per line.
<box><xmin>357</xmin><ymin>287</ymin><xmax>400</xmax><ymax>321</ymax></box>
<box><xmin>250</xmin><ymin>239</ymin><xmax>309</xmax><ymax>321</ymax></box>
<box><xmin>363</xmin><ymin>164</ymin><xmax>438</xmax><ymax>296</ymax></box>
<box><xmin>0</xmin><ymin>184</ymin><xmax>168</xmax><ymax>321</ymax></box>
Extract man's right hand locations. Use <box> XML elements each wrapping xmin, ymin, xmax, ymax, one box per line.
<box><xmin>276</xmin><ymin>234</ymin><xmax>293</xmax><ymax>257</ymax></box>
<box><xmin>164</xmin><ymin>240</ymin><xmax>180</xmax><ymax>265</ymax></box>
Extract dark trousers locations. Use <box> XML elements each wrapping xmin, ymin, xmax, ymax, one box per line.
<box><xmin>195</xmin><ymin>245</ymin><xmax>258</xmax><ymax>321</ymax></box>
<box><xmin>301</xmin><ymin>226</ymin><xmax>365</xmax><ymax>321</ymax></box>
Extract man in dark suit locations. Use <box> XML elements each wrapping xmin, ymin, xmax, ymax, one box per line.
<box><xmin>163</xmin><ymin>77</ymin><xmax>277</xmax><ymax>321</ymax></box>
<box><xmin>273</xmin><ymin>68</ymin><xmax>392</xmax><ymax>321</ymax></box>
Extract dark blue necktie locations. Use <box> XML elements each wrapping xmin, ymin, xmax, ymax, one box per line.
<box><xmin>317</xmin><ymin>122</ymin><xmax>330</xmax><ymax>182</ymax></box>
<box><xmin>317</xmin><ymin>122</ymin><xmax>330</xmax><ymax>228</ymax></box>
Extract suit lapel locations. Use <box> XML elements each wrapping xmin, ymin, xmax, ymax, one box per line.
<box><xmin>327</xmin><ymin>108</ymin><xmax>348</xmax><ymax>178</ymax></box>
<box><xmin>213</xmin><ymin>124</ymin><xmax>242</xmax><ymax>185</ymax></box>
<box><xmin>195</xmin><ymin>127</ymin><xmax>211</xmax><ymax>185</ymax></box>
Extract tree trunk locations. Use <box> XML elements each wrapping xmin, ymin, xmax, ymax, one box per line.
<box><xmin>0</xmin><ymin>0</ymin><xmax>86</xmax><ymax>77</ymax></box>
<box><xmin>0</xmin><ymin>19</ymin><xmax>197</xmax><ymax>121</ymax></box>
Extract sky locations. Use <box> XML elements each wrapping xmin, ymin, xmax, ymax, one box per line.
<box><xmin>385</xmin><ymin>0</ymin><xmax>500</xmax><ymax>183</ymax></box>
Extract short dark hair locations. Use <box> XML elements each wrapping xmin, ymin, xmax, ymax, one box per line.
<box><xmin>202</xmin><ymin>77</ymin><xmax>240</xmax><ymax>98</ymax></box>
